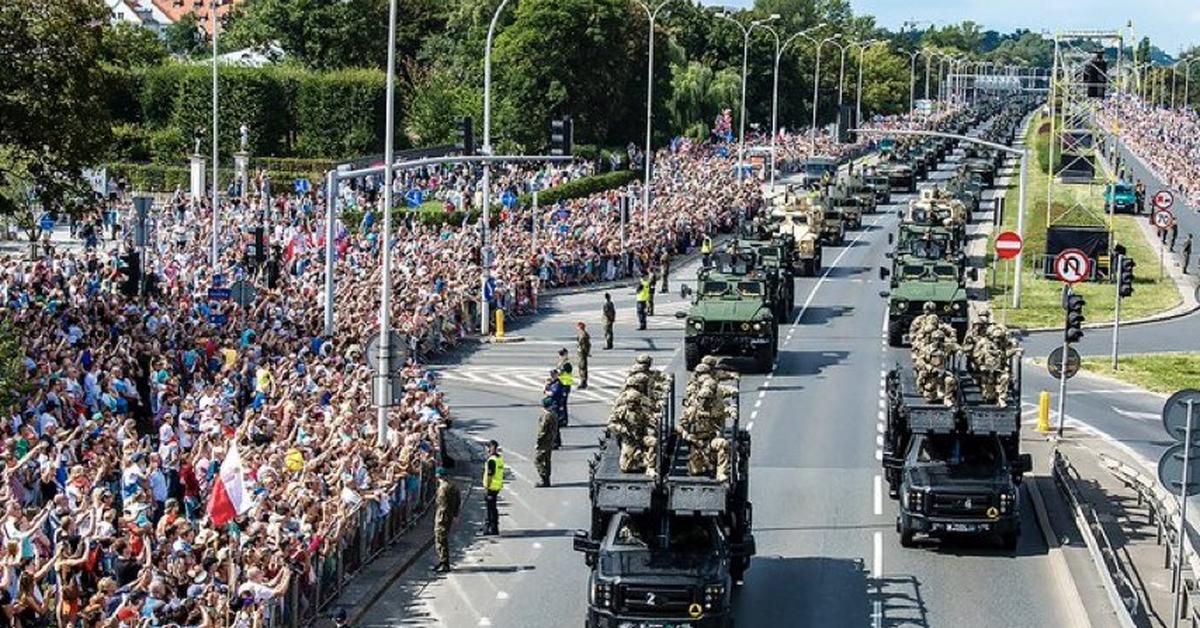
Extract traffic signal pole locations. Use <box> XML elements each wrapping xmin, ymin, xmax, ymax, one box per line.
<box><xmin>1112</xmin><ymin>276</ymin><xmax>1122</xmax><ymax>369</ymax></box>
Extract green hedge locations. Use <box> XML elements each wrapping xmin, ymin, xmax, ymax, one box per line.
<box><xmin>516</xmin><ymin>170</ymin><xmax>637</xmax><ymax>207</ymax></box>
<box><xmin>118</xmin><ymin>63</ymin><xmax>396</xmax><ymax>161</ymax></box>
<box><xmin>106</xmin><ymin>162</ymin><xmax>326</xmax><ymax>193</ymax></box>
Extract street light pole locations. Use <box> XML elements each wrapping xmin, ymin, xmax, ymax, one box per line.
<box><xmin>718</xmin><ymin>12</ymin><xmax>779</xmax><ymax>182</ymax></box>
<box><xmin>832</xmin><ymin>40</ymin><xmax>848</xmax><ymax>142</ymax></box>
<box><xmin>480</xmin><ymin>0</ymin><xmax>512</xmax><ymax>337</ymax></box>
<box><xmin>210</xmin><ymin>0</ymin><xmax>219</xmax><ymax>268</ymax></box>
<box><xmin>907</xmin><ymin>50</ymin><xmax>920</xmax><ymax>120</ymax></box>
<box><xmin>374</xmin><ymin>0</ymin><xmax>398</xmax><ymax>447</ymax></box>
<box><xmin>924</xmin><ymin>49</ymin><xmax>933</xmax><ymax>102</ymax></box>
<box><xmin>764</xmin><ymin>23</ymin><xmax>825</xmax><ymax>192</ymax></box>
<box><xmin>811</xmin><ymin>34</ymin><xmax>842</xmax><ymax>149</ymax></box>
<box><xmin>853</xmin><ymin>40</ymin><xmax>878</xmax><ymax>132</ymax></box>
<box><xmin>635</xmin><ymin>0</ymin><xmax>673</xmax><ymax>226</ymax></box>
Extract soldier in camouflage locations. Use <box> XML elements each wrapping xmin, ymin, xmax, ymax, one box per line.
<box><xmin>534</xmin><ymin>397</ymin><xmax>559</xmax><ymax>486</ymax></box>
<box><xmin>608</xmin><ymin>388</ymin><xmax>655</xmax><ymax>474</ymax></box>
<box><xmin>909</xmin><ymin>301</ymin><xmax>942</xmax><ymax>347</ymax></box>
<box><xmin>678</xmin><ymin>382</ymin><xmax>731</xmax><ymax>481</ymax></box>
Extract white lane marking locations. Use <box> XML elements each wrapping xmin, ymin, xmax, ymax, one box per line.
<box><xmin>758</xmin><ymin>390</ymin><xmax>767</xmax><ymax>400</ymax></box>
<box><xmin>746</xmin><ymin>421</ymin><xmax>755</xmax><ymax>431</ymax></box>
<box><xmin>532</xmin><ymin>542</ymin><xmax>543</xmax><ymax>549</ymax></box>
<box><xmin>874</xmin><ymin>475</ymin><xmax>883</xmax><ymax>516</ymax></box>
<box><xmin>479</xmin><ymin>618</ymin><xmax>492</xmax><ymax>626</ymax></box>
<box><xmin>877</xmin><ymin>410</ymin><xmax>886</xmax><ymax>422</ymax></box>
<box><xmin>754</xmin><ymin>399</ymin><xmax>762</xmax><ymax>409</ymax></box>
<box><xmin>873</xmin><ymin>531</ymin><xmax>883</xmax><ymax>577</ymax></box>
<box><xmin>876</xmin><ymin>435</ymin><xmax>884</xmax><ymax>447</ymax></box>
<box><xmin>877</xmin><ymin>423</ymin><xmax>885</xmax><ymax>434</ymax></box>
<box><xmin>875</xmin><ymin>449</ymin><xmax>883</xmax><ymax>461</ymax></box>
<box><xmin>496</xmin><ymin>591</ymin><xmax>509</xmax><ymax>600</ymax></box>
<box><xmin>878</xmin><ymin>399</ymin><xmax>887</xmax><ymax>410</ymax></box>
<box><xmin>791</xmin><ymin>215</ymin><xmax>883</xmax><ymax>327</ymax></box>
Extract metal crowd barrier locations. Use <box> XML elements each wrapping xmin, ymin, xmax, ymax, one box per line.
<box><xmin>267</xmin><ymin>465</ymin><xmax>437</xmax><ymax>627</ymax></box>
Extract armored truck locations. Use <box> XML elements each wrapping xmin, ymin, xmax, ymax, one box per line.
<box><xmin>801</xmin><ymin>156</ymin><xmax>839</xmax><ymax>188</ymax></box>
<box><xmin>879</xmin><ymin>256</ymin><xmax>973</xmax><ymax>347</ymax></box>
<box><xmin>864</xmin><ymin>173</ymin><xmax>892</xmax><ymax>205</ymax></box>
<box><xmin>882</xmin><ymin>356</ymin><xmax>1032</xmax><ymax>549</ymax></box>
<box><xmin>773</xmin><ymin>205</ymin><xmax>823</xmax><ymax>277</ymax></box>
<box><xmin>878</xmin><ymin>158</ymin><xmax>917</xmax><ymax>193</ymax></box>
<box><xmin>678</xmin><ymin>270</ymin><xmax>778</xmax><ymax>372</ymax></box>
<box><xmin>575</xmin><ymin>375</ymin><xmax>754</xmax><ymax>628</ymax></box>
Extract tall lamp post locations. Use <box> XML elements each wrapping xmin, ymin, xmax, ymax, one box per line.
<box><xmin>479</xmin><ymin>0</ymin><xmax>512</xmax><ymax>336</ymax></box>
<box><xmin>829</xmin><ymin>39</ymin><xmax>849</xmax><ymax>141</ymax></box>
<box><xmin>718</xmin><ymin>12</ymin><xmax>780</xmax><ymax>181</ymax></box>
<box><xmin>1183</xmin><ymin>59</ymin><xmax>1194</xmax><ymax>110</ymax></box>
<box><xmin>810</xmin><ymin>34</ymin><xmax>842</xmax><ymax>149</ymax></box>
<box><xmin>852</xmin><ymin>39</ymin><xmax>879</xmax><ymax>132</ymax></box>
<box><xmin>763</xmin><ymin>22</ymin><xmax>826</xmax><ymax>191</ymax></box>
<box><xmin>634</xmin><ymin>0</ymin><xmax>674</xmax><ymax>223</ymax></box>
<box><xmin>209</xmin><ymin>0</ymin><xmax>220</xmax><ymax>268</ymax></box>
<box><xmin>374</xmin><ymin>0</ymin><xmax>399</xmax><ymax>446</ymax></box>
<box><xmin>906</xmin><ymin>49</ymin><xmax>921</xmax><ymax>118</ymax></box>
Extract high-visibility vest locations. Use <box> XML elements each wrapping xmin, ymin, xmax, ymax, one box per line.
<box><xmin>558</xmin><ymin>371</ymin><xmax>574</xmax><ymax>387</ymax></box>
<box><xmin>636</xmin><ymin>280</ymin><xmax>651</xmax><ymax>303</ymax></box>
<box><xmin>483</xmin><ymin>454</ymin><xmax>504</xmax><ymax>492</ymax></box>
<box><xmin>701</xmin><ymin>237</ymin><xmax>713</xmax><ymax>254</ymax></box>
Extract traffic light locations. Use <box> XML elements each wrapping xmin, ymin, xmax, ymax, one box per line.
<box><xmin>119</xmin><ymin>251</ymin><xmax>140</xmax><ymax>297</ymax></box>
<box><xmin>455</xmin><ymin>116</ymin><xmax>475</xmax><ymax>156</ymax></box>
<box><xmin>1117</xmin><ymin>256</ymin><xmax>1136</xmax><ymax>298</ymax></box>
<box><xmin>549</xmin><ymin>116</ymin><xmax>573</xmax><ymax>157</ymax></box>
<box><xmin>1064</xmin><ymin>293</ymin><xmax>1086</xmax><ymax>343</ymax></box>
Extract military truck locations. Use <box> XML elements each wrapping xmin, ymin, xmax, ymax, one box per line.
<box><xmin>735</xmin><ymin>237</ymin><xmax>796</xmax><ymax>317</ymax></box>
<box><xmin>882</xmin><ymin>355</ymin><xmax>1032</xmax><ymax>549</ymax></box>
<box><xmin>837</xmin><ymin>176</ymin><xmax>879</xmax><ymax>216</ymax></box>
<box><xmin>864</xmin><ymin>172</ymin><xmax>893</xmax><ymax>205</ymax></box>
<box><xmin>879</xmin><ymin>256</ymin><xmax>974</xmax><ymax>347</ymax></box>
<box><xmin>878</xmin><ymin>157</ymin><xmax>917</xmax><ymax>193</ymax></box>
<box><xmin>815</xmin><ymin>195</ymin><xmax>846</xmax><ymax>245</ymax></box>
<box><xmin>827</xmin><ymin>188</ymin><xmax>866</xmax><ymax>231</ymax></box>
<box><xmin>678</xmin><ymin>269</ymin><xmax>778</xmax><ymax>372</ymax></box>
<box><xmin>800</xmin><ymin>156</ymin><xmax>838</xmax><ymax>188</ymax></box>
<box><xmin>903</xmin><ymin>188</ymin><xmax>968</xmax><ymax>248</ymax></box>
<box><xmin>773</xmin><ymin>205</ymin><xmax>823</xmax><ymax>277</ymax></box>
<box><xmin>575</xmin><ymin>374</ymin><xmax>754</xmax><ymax>628</ymax></box>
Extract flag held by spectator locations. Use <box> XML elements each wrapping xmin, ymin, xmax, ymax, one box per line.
<box><xmin>208</xmin><ymin>443</ymin><xmax>249</xmax><ymax>527</ymax></box>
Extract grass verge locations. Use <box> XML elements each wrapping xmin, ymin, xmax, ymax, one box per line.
<box><xmin>1080</xmin><ymin>353</ymin><xmax>1200</xmax><ymax>394</ymax></box>
<box><xmin>985</xmin><ymin>115</ymin><xmax>1181</xmax><ymax>328</ymax></box>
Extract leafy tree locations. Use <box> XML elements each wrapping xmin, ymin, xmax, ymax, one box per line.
<box><xmin>665</xmin><ymin>61</ymin><xmax>740</xmax><ymax>139</ymax></box>
<box><xmin>100</xmin><ymin>22</ymin><xmax>168</xmax><ymax>68</ymax></box>
<box><xmin>163</xmin><ymin>12</ymin><xmax>207</xmax><ymax>57</ymax></box>
<box><xmin>490</xmin><ymin>0</ymin><xmax>639</xmax><ymax>149</ymax></box>
<box><xmin>222</xmin><ymin>0</ymin><xmax>447</xmax><ymax>70</ymax></box>
<box><xmin>0</xmin><ymin>0</ymin><xmax>111</xmax><ymax>223</ymax></box>
<box><xmin>403</xmin><ymin>62</ymin><xmax>481</xmax><ymax>146</ymax></box>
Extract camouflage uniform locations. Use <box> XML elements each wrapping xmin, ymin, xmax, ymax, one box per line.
<box><xmin>973</xmin><ymin>326</ymin><xmax>1022</xmax><ymax>406</ymax></box>
<box><xmin>678</xmin><ymin>383</ymin><xmax>731</xmax><ymax>481</ymax></box>
<box><xmin>609</xmin><ymin>389</ymin><xmax>656</xmax><ymax>474</ymax></box>
<box><xmin>534</xmin><ymin>404</ymin><xmax>558</xmax><ymax>486</ymax></box>
<box><xmin>433</xmin><ymin>475</ymin><xmax>461</xmax><ymax>571</ymax></box>
<box><xmin>909</xmin><ymin>302</ymin><xmax>942</xmax><ymax>347</ymax></box>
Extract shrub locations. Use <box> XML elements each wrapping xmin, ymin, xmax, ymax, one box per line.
<box><xmin>516</xmin><ymin>170</ymin><xmax>637</xmax><ymax>207</ymax></box>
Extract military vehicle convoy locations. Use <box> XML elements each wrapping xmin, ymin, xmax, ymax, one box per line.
<box><xmin>880</xmin><ymin>256</ymin><xmax>972</xmax><ymax>346</ymax></box>
<box><xmin>575</xmin><ymin>360</ymin><xmax>753</xmax><ymax>628</ymax></box>
<box><xmin>772</xmin><ymin>202</ymin><xmax>823</xmax><ymax>276</ymax></box>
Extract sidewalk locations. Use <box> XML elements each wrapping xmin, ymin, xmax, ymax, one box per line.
<box><xmin>326</xmin><ymin>432</ymin><xmax>482</xmax><ymax>626</ymax></box>
<box><xmin>1027</xmin><ymin>426</ymin><xmax>1180</xmax><ymax>628</ymax></box>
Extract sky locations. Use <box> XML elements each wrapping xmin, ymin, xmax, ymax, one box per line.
<box><xmin>703</xmin><ymin>0</ymin><xmax>1199</xmax><ymax>55</ymax></box>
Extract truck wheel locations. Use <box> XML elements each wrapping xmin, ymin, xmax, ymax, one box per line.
<box><xmin>685</xmin><ymin>343</ymin><xmax>700</xmax><ymax>371</ymax></box>
<box><xmin>887</xmin><ymin>323</ymin><xmax>905</xmax><ymax>348</ymax></box>
<box><xmin>755</xmin><ymin>347</ymin><xmax>773</xmax><ymax>373</ymax></box>
<box><xmin>899</xmin><ymin>523</ymin><xmax>915</xmax><ymax>548</ymax></box>
<box><xmin>1001</xmin><ymin>531</ymin><xmax>1019</xmax><ymax>551</ymax></box>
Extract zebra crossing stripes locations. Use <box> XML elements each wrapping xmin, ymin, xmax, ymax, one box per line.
<box><xmin>436</xmin><ymin>366</ymin><xmax>632</xmax><ymax>403</ymax></box>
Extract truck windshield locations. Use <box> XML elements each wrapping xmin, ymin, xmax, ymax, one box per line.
<box><xmin>702</xmin><ymin>281</ymin><xmax>728</xmax><ymax>296</ymax></box>
<box><xmin>601</xmin><ymin>514</ymin><xmax>722</xmax><ymax>576</ymax></box>
<box><xmin>915</xmin><ymin>435</ymin><xmax>1003</xmax><ymax>478</ymax></box>
<box><xmin>737</xmin><ymin>282</ymin><xmax>763</xmax><ymax>296</ymax></box>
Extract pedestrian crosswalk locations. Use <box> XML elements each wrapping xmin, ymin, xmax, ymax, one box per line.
<box><xmin>539</xmin><ymin>305</ymin><xmax>686</xmax><ymax>330</ymax></box>
<box><xmin>436</xmin><ymin>365</ymin><xmax>636</xmax><ymax>404</ymax></box>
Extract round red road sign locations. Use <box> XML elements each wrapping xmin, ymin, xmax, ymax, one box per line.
<box><xmin>1053</xmin><ymin>248</ymin><xmax>1092</xmax><ymax>285</ymax></box>
<box><xmin>1153</xmin><ymin>208</ymin><xmax>1176</xmax><ymax>230</ymax></box>
<box><xmin>1153</xmin><ymin>189</ymin><xmax>1175</xmax><ymax>210</ymax></box>
<box><xmin>995</xmin><ymin>231</ymin><xmax>1023</xmax><ymax>260</ymax></box>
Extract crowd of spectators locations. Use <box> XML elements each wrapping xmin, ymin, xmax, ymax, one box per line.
<box><xmin>1098</xmin><ymin>94</ymin><xmax>1200</xmax><ymax>209</ymax></box>
<box><xmin>0</xmin><ymin>106</ymin><xmax>951</xmax><ymax>625</ymax></box>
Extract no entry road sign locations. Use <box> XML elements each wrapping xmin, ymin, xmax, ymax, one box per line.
<box><xmin>995</xmin><ymin>231</ymin><xmax>1023</xmax><ymax>260</ymax></box>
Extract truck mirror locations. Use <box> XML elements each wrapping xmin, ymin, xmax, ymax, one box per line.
<box><xmin>674</xmin><ymin>311</ymin><xmax>688</xmax><ymax>320</ymax></box>
<box><xmin>969</xmin><ymin>268</ymin><xmax>979</xmax><ymax>282</ymax></box>
<box><xmin>878</xmin><ymin>291</ymin><xmax>891</xmax><ymax>299</ymax></box>
<box><xmin>879</xmin><ymin>267</ymin><xmax>890</xmax><ymax>281</ymax></box>
<box><xmin>884</xmin><ymin>252</ymin><xmax>894</xmax><ymax>260</ymax></box>
<box><xmin>895</xmin><ymin>208</ymin><xmax>904</xmax><ymax>217</ymax></box>
<box><xmin>1014</xmin><ymin>453</ymin><xmax>1033</xmax><ymax>475</ymax></box>
<box><xmin>680</xmin><ymin>285</ymin><xmax>692</xmax><ymax>299</ymax></box>
<box><xmin>887</xmin><ymin>233</ymin><xmax>894</xmax><ymax>245</ymax></box>
<box><xmin>573</xmin><ymin>530</ymin><xmax>599</xmax><ymax>555</ymax></box>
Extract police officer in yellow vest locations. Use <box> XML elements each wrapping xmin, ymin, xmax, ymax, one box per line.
<box><xmin>701</xmin><ymin>235</ymin><xmax>714</xmax><ymax>268</ymax></box>
<box><xmin>481</xmin><ymin>440</ymin><xmax>504</xmax><ymax>536</ymax></box>
<box><xmin>635</xmin><ymin>273</ymin><xmax>651</xmax><ymax>330</ymax></box>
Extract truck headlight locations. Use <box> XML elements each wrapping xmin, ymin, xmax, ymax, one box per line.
<box><xmin>942</xmin><ymin>303</ymin><xmax>953</xmax><ymax>313</ymax></box>
<box><xmin>692</xmin><ymin>320</ymin><xmax>703</xmax><ymax>331</ymax></box>
<box><xmin>752</xmin><ymin>322</ymin><xmax>763</xmax><ymax>332</ymax></box>
<box><xmin>704</xmin><ymin>583</ymin><xmax>726</xmax><ymax>609</ymax></box>
<box><xmin>999</xmin><ymin>490</ymin><xmax>1016</xmax><ymax>514</ymax></box>
<box><xmin>591</xmin><ymin>581</ymin><xmax>614</xmax><ymax>609</ymax></box>
<box><xmin>904</xmin><ymin>489</ymin><xmax>925</xmax><ymax>513</ymax></box>
<box><xmin>952</xmin><ymin>302</ymin><xmax>962</xmax><ymax>312</ymax></box>
<box><xmin>892</xmin><ymin>299</ymin><xmax>908</xmax><ymax>313</ymax></box>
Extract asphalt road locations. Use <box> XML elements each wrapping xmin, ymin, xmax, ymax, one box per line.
<box><xmin>352</xmin><ymin>130</ymin><xmax>1084</xmax><ymax>627</ymax></box>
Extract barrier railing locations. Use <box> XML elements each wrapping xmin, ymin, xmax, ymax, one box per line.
<box><xmin>266</xmin><ymin>463</ymin><xmax>437</xmax><ymax>627</ymax></box>
<box><xmin>1094</xmin><ymin>451</ymin><xmax>1200</xmax><ymax>627</ymax></box>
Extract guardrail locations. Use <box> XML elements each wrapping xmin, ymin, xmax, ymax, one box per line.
<box><xmin>265</xmin><ymin>464</ymin><xmax>437</xmax><ymax>627</ymax></box>
<box><xmin>1052</xmin><ymin>450</ymin><xmax>1143</xmax><ymax>628</ymax></box>
<box><xmin>1094</xmin><ymin>451</ymin><xmax>1200</xmax><ymax>627</ymax></box>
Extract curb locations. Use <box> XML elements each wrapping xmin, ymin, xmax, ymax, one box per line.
<box><xmin>1027</xmin><ymin>467</ymin><xmax>1094</xmax><ymax>628</ymax></box>
<box><xmin>1020</xmin><ymin>300</ymin><xmax>1200</xmax><ymax>334</ymax></box>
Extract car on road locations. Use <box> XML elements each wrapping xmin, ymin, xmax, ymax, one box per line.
<box><xmin>1105</xmin><ymin>182</ymin><xmax>1138</xmax><ymax>214</ymax></box>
